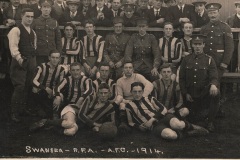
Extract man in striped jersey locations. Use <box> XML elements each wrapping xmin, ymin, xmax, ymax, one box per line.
<box><xmin>81</xmin><ymin>19</ymin><xmax>105</xmax><ymax>79</ymax></box>
<box><xmin>61</xmin><ymin>23</ymin><xmax>85</xmax><ymax>74</ymax></box>
<box><xmin>152</xmin><ymin>63</ymin><xmax>189</xmax><ymax>120</ymax></box>
<box><xmin>159</xmin><ymin>22</ymin><xmax>182</xmax><ymax>74</ymax></box>
<box><xmin>32</xmin><ymin>50</ymin><xmax>65</xmax><ymax>119</ymax></box>
<box><xmin>181</xmin><ymin>22</ymin><xmax>193</xmax><ymax>58</ymax></box>
<box><xmin>93</xmin><ymin>63</ymin><xmax>116</xmax><ymax>103</ymax></box>
<box><xmin>125</xmin><ymin>82</ymin><xmax>208</xmax><ymax>140</ymax></box>
<box><xmin>53</xmin><ymin>62</ymin><xmax>93</xmax><ymax>113</ymax></box>
<box><xmin>30</xmin><ymin>83</ymin><xmax>115</xmax><ymax>137</ymax></box>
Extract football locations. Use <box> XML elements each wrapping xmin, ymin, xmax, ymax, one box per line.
<box><xmin>98</xmin><ymin>122</ymin><xmax>118</xmax><ymax>140</ymax></box>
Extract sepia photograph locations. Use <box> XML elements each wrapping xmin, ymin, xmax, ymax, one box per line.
<box><xmin>0</xmin><ymin>0</ymin><xmax>240</xmax><ymax>158</ymax></box>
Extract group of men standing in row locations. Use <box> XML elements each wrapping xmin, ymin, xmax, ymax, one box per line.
<box><xmin>1</xmin><ymin>0</ymin><xmax>238</xmax><ymax>140</ymax></box>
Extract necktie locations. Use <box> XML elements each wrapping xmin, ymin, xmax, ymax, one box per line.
<box><xmin>156</xmin><ymin>10</ymin><xmax>159</xmax><ymax>17</ymax></box>
<box><xmin>70</xmin><ymin>12</ymin><xmax>74</xmax><ymax>18</ymax></box>
<box><xmin>180</xmin><ymin>6</ymin><xmax>183</xmax><ymax>13</ymax></box>
<box><xmin>61</xmin><ymin>4</ymin><xmax>64</xmax><ymax>12</ymax></box>
<box><xmin>13</xmin><ymin>8</ymin><xmax>16</xmax><ymax>18</ymax></box>
<box><xmin>115</xmin><ymin>11</ymin><xmax>117</xmax><ymax>17</ymax></box>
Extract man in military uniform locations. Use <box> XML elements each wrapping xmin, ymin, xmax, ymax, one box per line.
<box><xmin>179</xmin><ymin>35</ymin><xmax>219</xmax><ymax>132</ymax></box>
<box><xmin>200</xmin><ymin>3</ymin><xmax>234</xmax><ymax>117</ymax></box>
<box><xmin>124</xmin><ymin>17</ymin><xmax>161</xmax><ymax>81</ymax></box>
<box><xmin>104</xmin><ymin>16</ymin><xmax>130</xmax><ymax>80</ymax></box>
<box><xmin>32</xmin><ymin>0</ymin><xmax>62</xmax><ymax>65</ymax></box>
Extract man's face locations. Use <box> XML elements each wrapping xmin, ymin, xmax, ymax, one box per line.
<box><xmin>21</xmin><ymin>12</ymin><xmax>34</xmax><ymax>26</ymax></box>
<box><xmin>123</xmin><ymin>63</ymin><xmax>134</xmax><ymax>77</ymax></box>
<box><xmin>112</xmin><ymin>0</ymin><xmax>121</xmax><ymax>11</ymax></box>
<box><xmin>98</xmin><ymin>88</ymin><xmax>110</xmax><ymax>102</ymax></box>
<box><xmin>70</xmin><ymin>65</ymin><xmax>82</xmax><ymax>79</ymax></box>
<box><xmin>138</xmin><ymin>24</ymin><xmax>148</xmax><ymax>36</ymax></box>
<box><xmin>85</xmin><ymin>23</ymin><xmax>95</xmax><ymax>36</ymax></box>
<box><xmin>192</xmin><ymin>42</ymin><xmax>205</xmax><ymax>54</ymax></box>
<box><xmin>82</xmin><ymin>0</ymin><xmax>90</xmax><ymax>7</ymax></box>
<box><xmin>68</xmin><ymin>4</ymin><xmax>78</xmax><ymax>12</ymax></box>
<box><xmin>10</xmin><ymin>0</ymin><xmax>20</xmax><ymax>7</ymax></box>
<box><xmin>183</xmin><ymin>23</ymin><xmax>193</xmax><ymax>36</ymax></box>
<box><xmin>138</xmin><ymin>0</ymin><xmax>148</xmax><ymax>9</ymax></box>
<box><xmin>131</xmin><ymin>86</ymin><xmax>143</xmax><ymax>101</ymax></box>
<box><xmin>114</xmin><ymin>23</ymin><xmax>123</xmax><ymax>34</ymax></box>
<box><xmin>160</xmin><ymin>67</ymin><xmax>172</xmax><ymax>81</ymax></box>
<box><xmin>41</xmin><ymin>5</ymin><xmax>52</xmax><ymax>16</ymax></box>
<box><xmin>164</xmin><ymin>24</ymin><xmax>173</xmax><ymax>38</ymax></box>
<box><xmin>64</xmin><ymin>26</ymin><xmax>74</xmax><ymax>38</ymax></box>
<box><xmin>49</xmin><ymin>53</ymin><xmax>61</xmax><ymax>66</ymax></box>
<box><xmin>153</xmin><ymin>0</ymin><xmax>162</xmax><ymax>9</ymax></box>
<box><xmin>195</xmin><ymin>3</ymin><xmax>205</xmax><ymax>13</ymax></box>
<box><xmin>208</xmin><ymin>10</ymin><xmax>220</xmax><ymax>22</ymax></box>
<box><xmin>125</xmin><ymin>10</ymin><xmax>134</xmax><ymax>18</ymax></box>
<box><xmin>99</xmin><ymin>66</ymin><xmax>110</xmax><ymax>80</ymax></box>
<box><xmin>96</xmin><ymin>0</ymin><xmax>104</xmax><ymax>8</ymax></box>
<box><xmin>236</xmin><ymin>5</ymin><xmax>240</xmax><ymax>15</ymax></box>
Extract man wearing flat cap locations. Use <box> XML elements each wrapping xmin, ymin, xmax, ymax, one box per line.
<box><xmin>59</xmin><ymin>0</ymin><xmax>84</xmax><ymax>26</ymax></box>
<box><xmin>122</xmin><ymin>3</ymin><xmax>138</xmax><ymax>27</ymax></box>
<box><xmin>179</xmin><ymin>35</ymin><xmax>219</xmax><ymax>132</ymax></box>
<box><xmin>200</xmin><ymin>3</ymin><xmax>234</xmax><ymax>117</ymax></box>
<box><xmin>104</xmin><ymin>16</ymin><xmax>130</xmax><ymax>80</ymax></box>
<box><xmin>124</xmin><ymin>17</ymin><xmax>161</xmax><ymax>82</ymax></box>
<box><xmin>32</xmin><ymin>0</ymin><xmax>62</xmax><ymax>65</ymax></box>
<box><xmin>192</xmin><ymin>0</ymin><xmax>209</xmax><ymax>28</ymax></box>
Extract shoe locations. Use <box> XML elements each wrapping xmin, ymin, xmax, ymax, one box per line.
<box><xmin>187</xmin><ymin>124</ymin><xmax>209</xmax><ymax>136</ymax></box>
<box><xmin>29</xmin><ymin>119</ymin><xmax>47</xmax><ymax>132</ymax></box>
<box><xmin>207</xmin><ymin>122</ymin><xmax>215</xmax><ymax>132</ymax></box>
<box><xmin>11</xmin><ymin>114</ymin><xmax>21</xmax><ymax>123</ymax></box>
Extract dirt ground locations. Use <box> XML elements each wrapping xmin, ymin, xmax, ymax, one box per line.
<box><xmin>0</xmin><ymin>75</ymin><xmax>240</xmax><ymax>158</ymax></box>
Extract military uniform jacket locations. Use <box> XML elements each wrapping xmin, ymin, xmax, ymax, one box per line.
<box><xmin>32</xmin><ymin>16</ymin><xmax>62</xmax><ymax>56</ymax></box>
<box><xmin>200</xmin><ymin>20</ymin><xmax>234</xmax><ymax>67</ymax></box>
<box><xmin>179</xmin><ymin>53</ymin><xmax>218</xmax><ymax>98</ymax></box>
<box><xmin>104</xmin><ymin>32</ymin><xmax>130</xmax><ymax>64</ymax></box>
<box><xmin>124</xmin><ymin>33</ymin><xmax>161</xmax><ymax>69</ymax></box>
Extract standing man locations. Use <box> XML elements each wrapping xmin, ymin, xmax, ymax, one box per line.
<box><xmin>121</xmin><ymin>2</ymin><xmax>138</xmax><ymax>27</ymax></box>
<box><xmin>135</xmin><ymin>0</ymin><xmax>149</xmax><ymax>18</ymax></box>
<box><xmin>192</xmin><ymin>0</ymin><xmax>209</xmax><ymax>28</ymax></box>
<box><xmin>179</xmin><ymin>35</ymin><xmax>219</xmax><ymax>132</ymax></box>
<box><xmin>124</xmin><ymin>17</ymin><xmax>161</xmax><ymax>81</ymax></box>
<box><xmin>8</xmin><ymin>8</ymin><xmax>37</xmax><ymax>122</ymax></box>
<box><xmin>181</xmin><ymin>22</ymin><xmax>194</xmax><ymax>58</ymax></box>
<box><xmin>110</xmin><ymin>0</ymin><xmax>122</xmax><ymax>17</ymax></box>
<box><xmin>200</xmin><ymin>3</ymin><xmax>234</xmax><ymax>117</ymax></box>
<box><xmin>104</xmin><ymin>16</ymin><xmax>130</xmax><ymax>80</ymax></box>
<box><xmin>32</xmin><ymin>0</ymin><xmax>62</xmax><ymax>65</ymax></box>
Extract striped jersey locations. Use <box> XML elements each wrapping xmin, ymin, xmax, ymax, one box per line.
<box><xmin>93</xmin><ymin>78</ymin><xmax>116</xmax><ymax>101</ymax></box>
<box><xmin>159</xmin><ymin>36</ymin><xmax>182</xmax><ymax>63</ymax></box>
<box><xmin>180</xmin><ymin>38</ymin><xmax>193</xmax><ymax>56</ymax></box>
<box><xmin>125</xmin><ymin>96</ymin><xmax>167</xmax><ymax>130</ymax></box>
<box><xmin>81</xmin><ymin>34</ymin><xmax>105</xmax><ymax>67</ymax></box>
<box><xmin>33</xmin><ymin>62</ymin><xmax>65</xmax><ymax>91</ymax></box>
<box><xmin>152</xmin><ymin>79</ymin><xmax>183</xmax><ymax>110</ymax></box>
<box><xmin>54</xmin><ymin>75</ymin><xmax>93</xmax><ymax>104</ymax></box>
<box><xmin>61</xmin><ymin>37</ymin><xmax>85</xmax><ymax>65</ymax></box>
<box><xmin>77</xmin><ymin>95</ymin><xmax>115</xmax><ymax>127</ymax></box>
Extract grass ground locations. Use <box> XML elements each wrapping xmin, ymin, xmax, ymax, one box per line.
<box><xmin>1</xmin><ymin>76</ymin><xmax>240</xmax><ymax>158</ymax></box>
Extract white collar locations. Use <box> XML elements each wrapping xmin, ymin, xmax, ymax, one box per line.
<box><xmin>237</xmin><ymin>13</ymin><xmax>240</xmax><ymax>19</ymax></box>
<box><xmin>178</xmin><ymin>4</ymin><xmax>185</xmax><ymax>9</ymax></box>
<box><xmin>97</xmin><ymin>7</ymin><xmax>103</xmax><ymax>11</ymax></box>
<box><xmin>198</xmin><ymin>10</ymin><xmax>204</xmax><ymax>17</ymax></box>
<box><xmin>12</xmin><ymin>5</ymin><xmax>17</xmax><ymax>9</ymax></box>
<box><xmin>70</xmin><ymin>11</ymin><xmax>77</xmax><ymax>16</ymax></box>
<box><xmin>154</xmin><ymin>8</ymin><xmax>160</xmax><ymax>12</ymax></box>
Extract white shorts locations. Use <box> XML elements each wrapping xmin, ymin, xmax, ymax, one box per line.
<box><xmin>61</xmin><ymin>105</ymin><xmax>79</xmax><ymax>118</ymax></box>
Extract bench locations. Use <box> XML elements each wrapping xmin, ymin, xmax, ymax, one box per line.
<box><xmin>221</xmin><ymin>72</ymin><xmax>240</xmax><ymax>99</ymax></box>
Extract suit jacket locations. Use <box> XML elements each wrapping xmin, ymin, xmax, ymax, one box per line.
<box><xmin>195</xmin><ymin>10</ymin><xmax>209</xmax><ymax>28</ymax></box>
<box><xmin>52</xmin><ymin>2</ymin><xmax>65</xmax><ymax>21</ymax></box>
<box><xmin>86</xmin><ymin>5</ymin><xmax>113</xmax><ymax>27</ymax></box>
<box><xmin>147</xmin><ymin>7</ymin><xmax>168</xmax><ymax>27</ymax></box>
<box><xmin>110</xmin><ymin>8</ymin><xmax>122</xmax><ymax>17</ymax></box>
<box><xmin>78</xmin><ymin>4</ymin><xmax>92</xmax><ymax>22</ymax></box>
<box><xmin>59</xmin><ymin>10</ymin><xmax>85</xmax><ymax>26</ymax></box>
<box><xmin>166</xmin><ymin>4</ymin><xmax>197</xmax><ymax>28</ymax></box>
<box><xmin>3</xmin><ymin>4</ymin><xmax>28</xmax><ymax>25</ymax></box>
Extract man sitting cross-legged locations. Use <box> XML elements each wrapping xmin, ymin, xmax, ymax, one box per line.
<box><xmin>125</xmin><ymin>82</ymin><xmax>209</xmax><ymax>140</ymax></box>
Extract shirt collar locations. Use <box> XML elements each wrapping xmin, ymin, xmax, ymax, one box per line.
<box><xmin>178</xmin><ymin>4</ymin><xmax>185</xmax><ymax>9</ymax></box>
<box><xmin>70</xmin><ymin>11</ymin><xmax>77</xmax><ymax>16</ymax></box>
<box><xmin>154</xmin><ymin>8</ymin><xmax>160</xmax><ymax>12</ymax></box>
<box><xmin>97</xmin><ymin>7</ymin><xmax>103</xmax><ymax>11</ymax></box>
<box><xmin>198</xmin><ymin>10</ymin><xmax>204</xmax><ymax>17</ymax></box>
<box><xmin>12</xmin><ymin>5</ymin><xmax>17</xmax><ymax>9</ymax></box>
<box><xmin>237</xmin><ymin>13</ymin><xmax>240</xmax><ymax>19</ymax></box>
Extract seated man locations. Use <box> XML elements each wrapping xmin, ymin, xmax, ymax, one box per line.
<box><xmin>125</xmin><ymin>82</ymin><xmax>208</xmax><ymax>140</ymax></box>
<box><xmin>93</xmin><ymin>63</ymin><xmax>116</xmax><ymax>102</ymax></box>
<box><xmin>121</xmin><ymin>3</ymin><xmax>138</xmax><ymax>27</ymax></box>
<box><xmin>32</xmin><ymin>50</ymin><xmax>65</xmax><ymax>119</ymax></box>
<box><xmin>61</xmin><ymin>23</ymin><xmax>85</xmax><ymax>74</ymax></box>
<box><xmin>192</xmin><ymin>0</ymin><xmax>209</xmax><ymax>28</ymax></box>
<box><xmin>30</xmin><ymin>83</ymin><xmax>116</xmax><ymax>138</ymax></box>
<box><xmin>153</xmin><ymin>63</ymin><xmax>189</xmax><ymax>120</ymax></box>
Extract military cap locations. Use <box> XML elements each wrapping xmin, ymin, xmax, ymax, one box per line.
<box><xmin>113</xmin><ymin>16</ymin><xmax>124</xmax><ymax>24</ymax></box>
<box><xmin>192</xmin><ymin>0</ymin><xmax>207</xmax><ymax>6</ymax></box>
<box><xmin>123</xmin><ymin>3</ymin><xmax>135</xmax><ymax>12</ymax></box>
<box><xmin>136</xmin><ymin>17</ymin><xmax>148</xmax><ymax>25</ymax></box>
<box><xmin>234</xmin><ymin>1</ymin><xmax>240</xmax><ymax>6</ymax></box>
<box><xmin>205</xmin><ymin>3</ymin><xmax>222</xmax><ymax>11</ymax></box>
<box><xmin>39</xmin><ymin>0</ymin><xmax>53</xmax><ymax>6</ymax></box>
<box><xmin>66</xmin><ymin>0</ymin><xmax>80</xmax><ymax>5</ymax></box>
<box><xmin>192</xmin><ymin>34</ymin><xmax>206</xmax><ymax>44</ymax></box>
